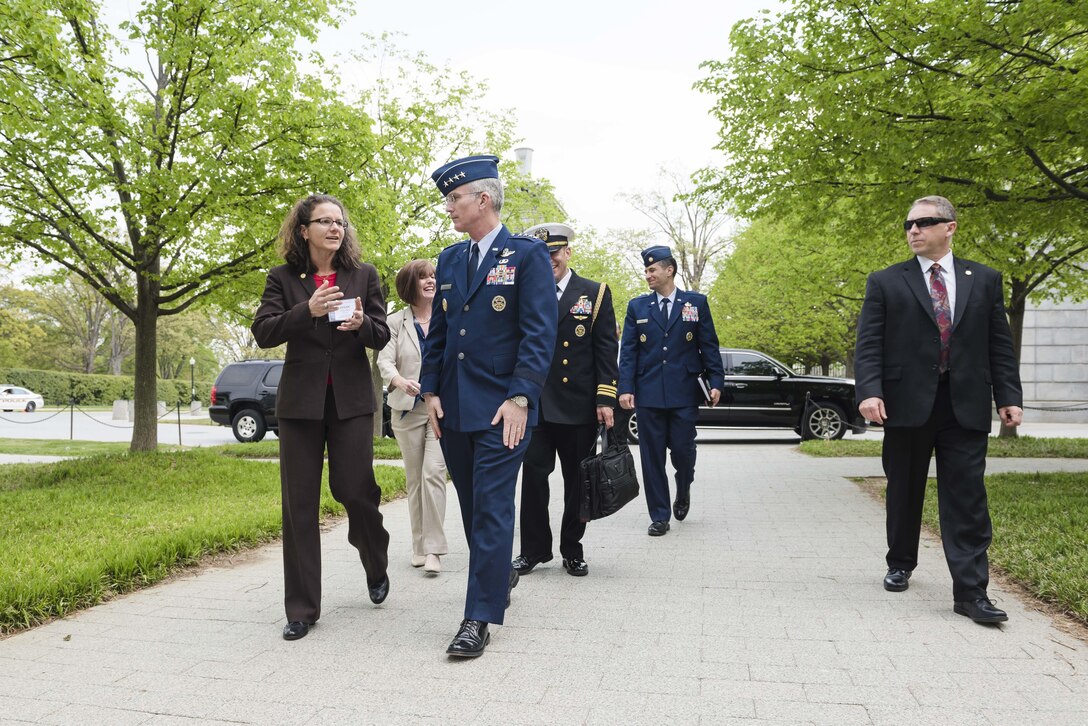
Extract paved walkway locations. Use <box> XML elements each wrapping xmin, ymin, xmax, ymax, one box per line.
<box><xmin>2</xmin><ymin>439</ymin><xmax>1088</xmax><ymax>725</ymax></box>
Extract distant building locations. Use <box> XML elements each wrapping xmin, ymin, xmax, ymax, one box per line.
<box><xmin>1020</xmin><ymin>299</ymin><xmax>1088</xmax><ymax>423</ymax></box>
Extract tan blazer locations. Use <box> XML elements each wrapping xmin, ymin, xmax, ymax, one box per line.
<box><xmin>378</xmin><ymin>307</ymin><xmax>424</xmax><ymax>412</ymax></box>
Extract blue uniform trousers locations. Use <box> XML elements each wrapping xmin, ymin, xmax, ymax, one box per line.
<box><xmin>636</xmin><ymin>405</ymin><xmax>697</xmax><ymax>523</ymax></box>
<box><xmin>440</xmin><ymin>426</ymin><xmax>531</xmax><ymax>625</ymax></box>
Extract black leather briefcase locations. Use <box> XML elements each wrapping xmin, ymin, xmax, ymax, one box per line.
<box><xmin>579</xmin><ymin>425</ymin><xmax>640</xmax><ymax>522</ymax></box>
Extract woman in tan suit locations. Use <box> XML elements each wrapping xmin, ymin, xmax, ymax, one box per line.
<box><xmin>378</xmin><ymin>260</ymin><xmax>448</xmax><ymax>574</ymax></box>
<box><xmin>252</xmin><ymin>194</ymin><xmax>391</xmax><ymax>641</ymax></box>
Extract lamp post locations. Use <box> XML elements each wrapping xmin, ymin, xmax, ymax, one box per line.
<box><xmin>189</xmin><ymin>357</ymin><xmax>196</xmax><ymax>403</ymax></box>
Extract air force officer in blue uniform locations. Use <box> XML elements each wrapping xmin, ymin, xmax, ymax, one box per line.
<box><xmin>618</xmin><ymin>246</ymin><xmax>724</xmax><ymax>536</ymax></box>
<box><xmin>421</xmin><ymin>155</ymin><xmax>557</xmax><ymax>657</ymax></box>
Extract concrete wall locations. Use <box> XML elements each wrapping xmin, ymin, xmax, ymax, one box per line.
<box><xmin>1020</xmin><ymin>298</ymin><xmax>1088</xmax><ymax>423</ymax></box>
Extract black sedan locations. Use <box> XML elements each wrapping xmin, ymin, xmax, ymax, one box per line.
<box><xmin>614</xmin><ymin>348</ymin><xmax>866</xmax><ymax>443</ymax></box>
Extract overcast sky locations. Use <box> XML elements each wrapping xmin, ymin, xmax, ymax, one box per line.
<box><xmin>91</xmin><ymin>1</ymin><xmax>781</xmax><ymax>238</ymax></box>
<box><xmin>342</xmin><ymin>0</ymin><xmax>782</xmax><ymax>233</ymax></box>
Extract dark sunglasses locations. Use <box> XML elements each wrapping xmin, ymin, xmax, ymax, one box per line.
<box><xmin>903</xmin><ymin>216</ymin><xmax>952</xmax><ymax>231</ymax></box>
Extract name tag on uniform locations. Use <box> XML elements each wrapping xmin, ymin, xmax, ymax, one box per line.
<box><xmin>636</xmin><ymin>318</ymin><xmax>649</xmax><ymax>324</ymax></box>
<box><xmin>681</xmin><ymin>303</ymin><xmax>699</xmax><ymax>322</ymax></box>
<box><xmin>487</xmin><ymin>264</ymin><xmax>516</xmax><ymax>285</ymax></box>
<box><xmin>440</xmin><ymin>283</ymin><xmax>452</xmax><ymax>291</ymax></box>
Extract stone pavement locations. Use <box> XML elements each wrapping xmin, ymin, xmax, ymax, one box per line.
<box><xmin>2</xmin><ymin>437</ymin><xmax>1088</xmax><ymax>725</ymax></box>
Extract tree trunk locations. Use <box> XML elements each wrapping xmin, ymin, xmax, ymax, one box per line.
<box><xmin>131</xmin><ymin>278</ymin><xmax>160</xmax><ymax>452</ymax></box>
<box><xmin>108</xmin><ymin>313</ymin><xmax>129</xmax><ymax>375</ymax></box>
<box><xmin>997</xmin><ymin>291</ymin><xmax>1026</xmax><ymax>439</ymax></box>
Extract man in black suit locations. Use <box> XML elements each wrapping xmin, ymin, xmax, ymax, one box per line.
<box><xmin>513</xmin><ymin>223</ymin><xmax>619</xmax><ymax>578</ymax></box>
<box><xmin>855</xmin><ymin>195</ymin><xmax>1023</xmax><ymax>624</ymax></box>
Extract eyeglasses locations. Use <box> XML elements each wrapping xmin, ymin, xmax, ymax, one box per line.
<box><xmin>903</xmin><ymin>217</ymin><xmax>952</xmax><ymax>231</ymax></box>
<box><xmin>445</xmin><ymin>190</ymin><xmax>482</xmax><ymax>205</ymax></box>
<box><xmin>307</xmin><ymin>217</ymin><xmax>348</xmax><ymax>229</ymax></box>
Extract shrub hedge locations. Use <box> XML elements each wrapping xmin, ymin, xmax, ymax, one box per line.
<box><xmin>0</xmin><ymin>368</ymin><xmax>213</xmax><ymax>407</ymax></box>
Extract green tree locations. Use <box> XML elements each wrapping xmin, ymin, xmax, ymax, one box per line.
<box><xmin>708</xmin><ymin>216</ymin><xmax>868</xmax><ymax>374</ymax></box>
<box><xmin>697</xmin><ymin>0</ymin><xmax>1088</xmax><ymax>432</ymax></box>
<box><xmin>0</xmin><ymin>288</ymin><xmax>46</xmax><ymax>368</ymax></box>
<box><xmin>619</xmin><ymin>168</ymin><xmax>734</xmax><ymax>293</ymax></box>
<box><xmin>501</xmin><ymin>170</ymin><xmax>568</xmax><ymax>235</ymax></box>
<box><xmin>0</xmin><ymin>0</ymin><xmax>378</xmax><ymax>450</ymax></box>
<box><xmin>30</xmin><ymin>274</ymin><xmax>112</xmax><ymax>373</ymax></box>
<box><xmin>155</xmin><ymin>310</ymin><xmax>218</xmax><ymax>382</ymax></box>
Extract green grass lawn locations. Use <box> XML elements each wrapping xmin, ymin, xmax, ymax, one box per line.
<box><xmin>0</xmin><ymin>436</ymin><xmax>405</xmax><ymax>460</ymax></box>
<box><xmin>0</xmin><ymin>450</ymin><xmax>406</xmax><ymax>633</ymax></box>
<box><xmin>801</xmin><ymin>436</ymin><xmax>1088</xmax><ymax>458</ymax></box>
<box><xmin>863</xmin><ymin>472</ymin><xmax>1088</xmax><ymax>624</ymax></box>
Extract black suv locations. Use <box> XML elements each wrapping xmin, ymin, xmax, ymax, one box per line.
<box><xmin>209</xmin><ymin>359</ymin><xmax>283</xmax><ymax>442</ymax></box>
<box><xmin>614</xmin><ymin>348</ymin><xmax>866</xmax><ymax>444</ymax></box>
<box><xmin>209</xmin><ymin>359</ymin><xmax>395</xmax><ymax>443</ymax></box>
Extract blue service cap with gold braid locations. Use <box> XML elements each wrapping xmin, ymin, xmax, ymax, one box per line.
<box><xmin>523</xmin><ymin>222</ymin><xmax>574</xmax><ymax>251</ymax></box>
<box><xmin>431</xmin><ymin>154</ymin><xmax>500</xmax><ymax>194</ymax></box>
<box><xmin>641</xmin><ymin>245</ymin><xmax>672</xmax><ymax>267</ymax></box>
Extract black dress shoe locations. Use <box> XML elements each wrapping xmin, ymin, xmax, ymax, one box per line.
<box><xmin>511</xmin><ymin>554</ymin><xmax>552</xmax><ymax>575</ymax></box>
<box><xmin>562</xmin><ymin>558</ymin><xmax>589</xmax><ymax>576</ymax></box>
<box><xmin>673</xmin><ymin>495</ymin><xmax>690</xmax><ymax>521</ymax></box>
<box><xmin>506</xmin><ymin>568</ymin><xmax>519</xmax><ymax>608</ymax></box>
<box><xmin>282</xmin><ymin>621</ymin><xmax>311</xmax><ymax>640</ymax></box>
<box><xmin>647</xmin><ymin>521</ymin><xmax>670</xmax><ymax>537</ymax></box>
<box><xmin>368</xmin><ymin>574</ymin><xmax>390</xmax><ymax>604</ymax></box>
<box><xmin>446</xmin><ymin>619</ymin><xmax>490</xmax><ymax>657</ymax></box>
<box><xmin>954</xmin><ymin>598</ymin><xmax>1008</xmax><ymax>623</ymax></box>
<box><xmin>883</xmin><ymin>568</ymin><xmax>911</xmax><ymax>592</ymax></box>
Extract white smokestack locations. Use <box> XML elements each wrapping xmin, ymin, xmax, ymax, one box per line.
<box><xmin>514</xmin><ymin>147</ymin><xmax>534</xmax><ymax>177</ymax></box>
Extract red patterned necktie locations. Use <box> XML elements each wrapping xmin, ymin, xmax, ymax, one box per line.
<box><xmin>929</xmin><ymin>263</ymin><xmax>952</xmax><ymax>373</ymax></box>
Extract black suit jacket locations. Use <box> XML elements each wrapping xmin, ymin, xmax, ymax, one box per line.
<box><xmin>854</xmin><ymin>256</ymin><xmax>1022</xmax><ymax>432</ymax></box>
<box><xmin>251</xmin><ymin>263</ymin><xmax>389</xmax><ymax>420</ymax></box>
<box><xmin>539</xmin><ymin>271</ymin><xmax>619</xmax><ymax>426</ymax></box>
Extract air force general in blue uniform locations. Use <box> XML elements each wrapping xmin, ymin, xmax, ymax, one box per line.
<box><xmin>618</xmin><ymin>245</ymin><xmax>724</xmax><ymax>537</ymax></box>
<box><xmin>420</xmin><ymin>154</ymin><xmax>557</xmax><ymax>657</ymax></box>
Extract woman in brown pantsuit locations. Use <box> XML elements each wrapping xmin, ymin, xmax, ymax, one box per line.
<box><xmin>252</xmin><ymin>194</ymin><xmax>391</xmax><ymax>641</ymax></box>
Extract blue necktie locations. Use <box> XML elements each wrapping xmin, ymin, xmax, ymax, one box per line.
<box><xmin>467</xmin><ymin>242</ymin><xmax>478</xmax><ymax>288</ymax></box>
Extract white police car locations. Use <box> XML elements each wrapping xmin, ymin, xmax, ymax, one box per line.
<box><xmin>0</xmin><ymin>385</ymin><xmax>45</xmax><ymax>412</ymax></box>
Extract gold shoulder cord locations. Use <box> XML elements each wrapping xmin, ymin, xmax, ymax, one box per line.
<box><xmin>591</xmin><ymin>283</ymin><xmax>606</xmax><ymax>329</ymax></box>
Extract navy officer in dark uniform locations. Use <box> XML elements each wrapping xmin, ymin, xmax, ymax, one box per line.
<box><xmin>618</xmin><ymin>245</ymin><xmax>724</xmax><ymax>536</ymax></box>
<box><xmin>513</xmin><ymin>223</ymin><xmax>619</xmax><ymax>578</ymax></box>
<box><xmin>421</xmin><ymin>154</ymin><xmax>557</xmax><ymax>657</ymax></box>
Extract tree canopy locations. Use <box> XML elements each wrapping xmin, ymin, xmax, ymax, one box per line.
<box><xmin>698</xmin><ymin>0</ymin><xmax>1088</xmax><ymax>231</ymax></box>
<box><xmin>697</xmin><ymin>0</ymin><xmax>1088</xmax><ymax>374</ymax></box>
<box><xmin>0</xmin><ymin>0</ymin><xmax>386</xmax><ymax>448</ymax></box>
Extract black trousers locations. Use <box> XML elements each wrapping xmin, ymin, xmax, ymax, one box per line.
<box><xmin>883</xmin><ymin>380</ymin><xmax>992</xmax><ymax>600</ymax></box>
<box><xmin>519</xmin><ymin>420</ymin><xmax>598</xmax><ymax>561</ymax></box>
<box><xmin>277</xmin><ymin>388</ymin><xmax>390</xmax><ymax>623</ymax></box>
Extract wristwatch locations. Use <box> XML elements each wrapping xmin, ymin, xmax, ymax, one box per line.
<box><xmin>507</xmin><ymin>395</ymin><xmax>528</xmax><ymax>408</ymax></box>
